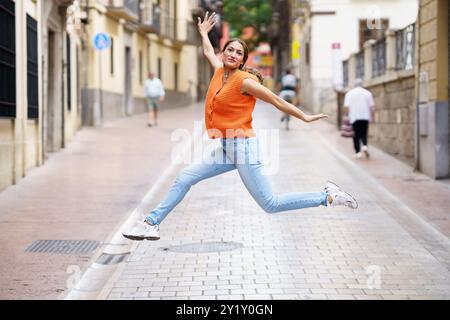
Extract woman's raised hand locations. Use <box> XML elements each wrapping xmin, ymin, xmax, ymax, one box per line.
<box><xmin>197</xmin><ymin>11</ymin><xmax>217</xmax><ymax>35</ymax></box>
<box><xmin>305</xmin><ymin>113</ymin><xmax>329</xmax><ymax>122</ymax></box>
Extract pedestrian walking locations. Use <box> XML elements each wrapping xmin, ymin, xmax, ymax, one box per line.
<box><xmin>123</xmin><ymin>12</ymin><xmax>358</xmax><ymax>241</ymax></box>
<box><xmin>277</xmin><ymin>68</ymin><xmax>299</xmax><ymax>130</ymax></box>
<box><xmin>343</xmin><ymin>78</ymin><xmax>375</xmax><ymax>159</ymax></box>
<box><xmin>144</xmin><ymin>72</ymin><xmax>165</xmax><ymax>127</ymax></box>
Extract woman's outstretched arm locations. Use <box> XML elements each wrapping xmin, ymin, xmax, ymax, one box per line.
<box><xmin>241</xmin><ymin>78</ymin><xmax>328</xmax><ymax>123</ymax></box>
<box><xmin>197</xmin><ymin>12</ymin><xmax>223</xmax><ymax>70</ymax></box>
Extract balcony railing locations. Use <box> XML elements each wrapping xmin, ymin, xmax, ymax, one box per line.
<box><xmin>396</xmin><ymin>23</ymin><xmax>415</xmax><ymax>71</ymax></box>
<box><xmin>139</xmin><ymin>3</ymin><xmax>160</xmax><ymax>33</ymax></box>
<box><xmin>107</xmin><ymin>0</ymin><xmax>139</xmax><ymax>21</ymax></box>
<box><xmin>160</xmin><ymin>16</ymin><xmax>176</xmax><ymax>39</ymax></box>
<box><xmin>186</xmin><ymin>21</ymin><xmax>199</xmax><ymax>45</ymax></box>
<box><xmin>342</xmin><ymin>22</ymin><xmax>416</xmax><ymax>88</ymax></box>
<box><xmin>124</xmin><ymin>0</ymin><xmax>138</xmax><ymax>13</ymax></box>
<box><xmin>170</xmin><ymin>18</ymin><xmax>199</xmax><ymax>45</ymax></box>
<box><xmin>372</xmin><ymin>38</ymin><xmax>386</xmax><ymax>77</ymax></box>
<box><xmin>356</xmin><ymin>51</ymin><xmax>364</xmax><ymax>79</ymax></box>
<box><xmin>343</xmin><ymin>60</ymin><xmax>349</xmax><ymax>88</ymax></box>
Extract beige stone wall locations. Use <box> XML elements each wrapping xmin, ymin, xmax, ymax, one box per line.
<box><xmin>368</xmin><ymin>75</ymin><xmax>416</xmax><ymax>166</ymax></box>
<box><xmin>417</xmin><ymin>0</ymin><xmax>449</xmax><ymax>178</ymax></box>
<box><xmin>25</xmin><ymin>120</ymin><xmax>39</xmax><ymax>174</ymax></box>
<box><xmin>0</xmin><ymin>120</ymin><xmax>14</xmax><ymax>191</ymax></box>
<box><xmin>319</xmin><ymin>88</ymin><xmax>338</xmax><ymax>126</ymax></box>
<box><xmin>419</xmin><ymin>0</ymin><xmax>448</xmax><ymax>102</ymax></box>
<box><xmin>420</xmin><ymin>0</ymin><xmax>449</xmax><ymax>135</ymax></box>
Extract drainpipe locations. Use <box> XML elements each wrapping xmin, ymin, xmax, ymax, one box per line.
<box><xmin>81</xmin><ymin>0</ymin><xmax>90</xmax><ymax>126</ymax></box>
<box><xmin>62</xmin><ymin>29</ymin><xmax>66</xmax><ymax>149</ymax></box>
<box><xmin>414</xmin><ymin>11</ymin><xmax>420</xmax><ymax>172</ymax></box>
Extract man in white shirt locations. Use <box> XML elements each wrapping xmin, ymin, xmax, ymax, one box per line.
<box><xmin>144</xmin><ymin>72</ymin><xmax>165</xmax><ymax>126</ymax></box>
<box><xmin>344</xmin><ymin>78</ymin><xmax>375</xmax><ymax>158</ymax></box>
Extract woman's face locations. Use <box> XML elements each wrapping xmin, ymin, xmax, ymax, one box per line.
<box><xmin>222</xmin><ymin>41</ymin><xmax>245</xmax><ymax>70</ymax></box>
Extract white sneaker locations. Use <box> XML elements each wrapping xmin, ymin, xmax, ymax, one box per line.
<box><xmin>353</xmin><ymin>152</ymin><xmax>362</xmax><ymax>159</ymax></box>
<box><xmin>328</xmin><ymin>189</ymin><xmax>358</xmax><ymax>209</ymax></box>
<box><xmin>361</xmin><ymin>145</ymin><xmax>370</xmax><ymax>158</ymax></box>
<box><xmin>324</xmin><ymin>181</ymin><xmax>342</xmax><ymax>193</ymax></box>
<box><xmin>122</xmin><ymin>220</ymin><xmax>160</xmax><ymax>241</ymax></box>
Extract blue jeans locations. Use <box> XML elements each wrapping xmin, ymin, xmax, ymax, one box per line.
<box><xmin>146</xmin><ymin>138</ymin><xmax>328</xmax><ymax>225</ymax></box>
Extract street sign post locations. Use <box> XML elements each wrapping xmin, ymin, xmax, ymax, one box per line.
<box><xmin>93</xmin><ymin>32</ymin><xmax>111</xmax><ymax>51</ymax></box>
<box><xmin>331</xmin><ymin>42</ymin><xmax>343</xmax><ymax>91</ymax></box>
<box><xmin>92</xmin><ymin>33</ymin><xmax>111</xmax><ymax>125</ymax></box>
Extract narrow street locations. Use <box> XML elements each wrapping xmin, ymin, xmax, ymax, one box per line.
<box><xmin>2</xmin><ymin>101</ymin><xmax>448</xmax><ymax>300</ymax></box>
<box><xmin>96</xmin><ymin>103</ymin><xmax>450</xmax><ymax>300</ymax></box>
<box><xmin>0</xmin><ymin>103</ymin><xmax>203</xmax><ymax>299</ymax></box>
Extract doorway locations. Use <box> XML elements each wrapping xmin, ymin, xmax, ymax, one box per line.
<box><xmin>124</xmin><ymin>46</ymin><xmax>133</xmax><ymax>116</ymax></box>
<box><xmin>46</xmin><ymin>30</ymin><xmax>56</xmax><ymax>153</ymax></box>
<box><xmin>448</xmin><ymin>1</ymin><xmax>450</xmax><ymax>175</ymax></box>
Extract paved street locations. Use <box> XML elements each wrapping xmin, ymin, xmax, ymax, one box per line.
<box><xmin>1</xmin><ymin>0</ymin><xmax>448</xmax><ymax>303</ymax></box>
<box><xmin>1</xmin><ymin>101</ymin><xmax>449</xmax><ymax>300</ymax></box>
<box><xmin>96</xmin><ymin>102</ymin><xmax>450</xmax><ymax>300</ymax></box>
<box><xmin>0</xmin><ymin>103</ymin><xmax>203</xmax><ymax>299</ymax></box>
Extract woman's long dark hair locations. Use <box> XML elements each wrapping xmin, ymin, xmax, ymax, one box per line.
<box><xmin>222</xmin><ymin>38</ymin><xmax>264</xmax><ymax>84</ymax></box>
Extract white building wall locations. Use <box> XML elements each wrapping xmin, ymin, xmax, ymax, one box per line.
<box><xmin>301</xmin><ymin>0</ymin><xmax>418</xmax><ymax>112</ymax></box>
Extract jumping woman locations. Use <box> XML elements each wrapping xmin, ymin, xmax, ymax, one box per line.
<box><xmin>123</xmin><ymin>12</ymin><xmax>358</xmax><ymax>241</ymax></box>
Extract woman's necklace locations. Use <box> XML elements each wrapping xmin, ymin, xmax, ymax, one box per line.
<box><xmin>223</xmin><ymin>69</ymin><xmax>233</xmax><ymax>84</ymax></box>
<box><xmin>223</xmin><ymin>71</ymin><xmax>230</xmax><ymax>82</ymax></box>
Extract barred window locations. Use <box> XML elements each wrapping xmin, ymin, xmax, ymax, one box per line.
<box><xmin>67</xmin><ymin>34</ymin><xmax>72</xmax><ymax>111</ymax></box>
<box><xmin>27</xmin><ymin>14</ymin><xmax>38</xmax><ymax>119</ymax></box>
<box><xmin>0</xmin><ymin>0</ymin><xmax>16</xmax><ymax>118</ymax></box>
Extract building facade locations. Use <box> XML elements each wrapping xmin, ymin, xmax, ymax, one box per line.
<box><xmin>80</xmin><ymin>0</ymin><xmax>200</xmax><ymax>126</ymax></box>
<box><xmin>295</xmin><ymin>0</ymin><xmax>418</xmax><ymax>114</ymax></box>
<box><xmin>339</xmin><ymin>0</ymin><xmax>449</xmax><ymax>179</ymax></box>
<box><xmin>0</xmin><ymin>0</ymin><xmax>201</xmax><ymax>192</ymax></box>
<box><xmin>310</xmin><ymin>0</ymin><xmax>449</xmax><ymax>179</ymax></box>
<box><xmin>268</xmin><ymin>0</ymin><xmax>292</xmax><ymax>83</ymax></box>
<box><xmin>416</xmin><ymin>0</ymin><xmax>449</xmax><ymax>178</ymax></box>
<box><xmin>0</xmin><ymin>0</ymin><xmax>83</xmax><ymax>192</ymax></box>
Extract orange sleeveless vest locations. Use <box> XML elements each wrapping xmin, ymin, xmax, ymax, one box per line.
<box><xmin>204</xmin><ymin>67</ymin><xmax>259</xmax><ymax>139</ymax></box>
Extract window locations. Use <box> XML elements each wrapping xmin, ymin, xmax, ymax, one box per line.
<box><xmin>174</xmin><ymin>62</ymin><xmax>178</xmax><ymax>91</ymax></box>
<box><xmin>76</xmin><ymin>46</ymin><xmax>80</xmax><ymax>112</ymax></box>
<box><xmin>305</xmin><ymin>42</ymin><xmax>310</xmax><ymax>65</ymax></box>
<box><xmin>157</xmin><ymin>57</ymin><xmax>162</xmax><ymax>80</ymax></box>
<box><xmin>27</xmin><ymin>14</ymin><xmax>38</xmax><ymax>119</ymax></box>
<box><xmin>359</xmin><ymin>18</ymin><xmax>389</xmax><ymax>50</ymax></box>
<box><xmin>139</xmin><ymin>50</ymin><xmax>143</xmax><ymax>84</ymax></box>
<box><xmin>110</xmin><ymin>37</ymin><xmax>114</xmax><ymax>75</ymax></box>
<box><xmin>0</xmin><ymin>0</ymin><xmax>16</xmax><ymax>118</ymax></box>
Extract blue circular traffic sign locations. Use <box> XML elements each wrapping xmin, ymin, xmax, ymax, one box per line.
<box><xmin>93</xmin><ymin>32</ymin><xmax>111</xmax><ymax>51</ymax></box>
